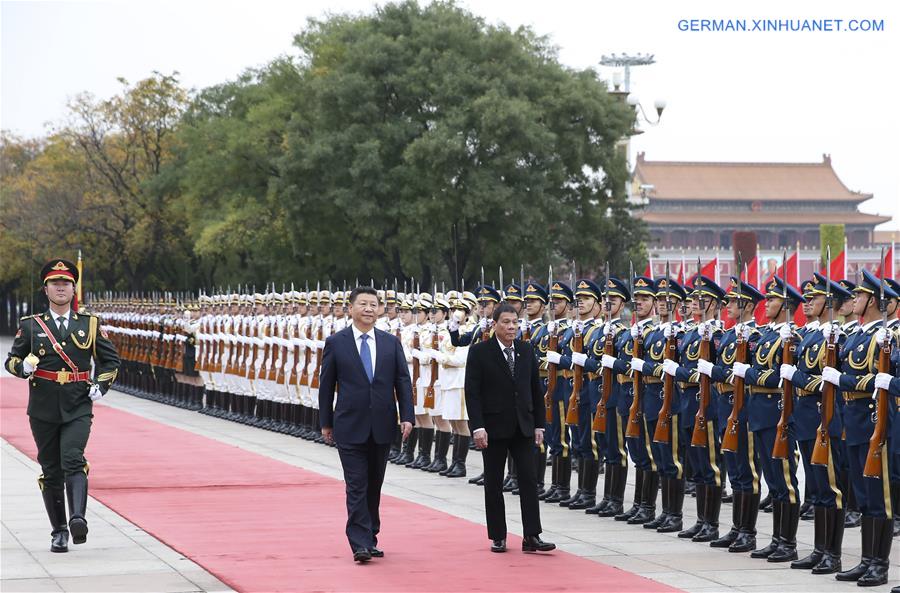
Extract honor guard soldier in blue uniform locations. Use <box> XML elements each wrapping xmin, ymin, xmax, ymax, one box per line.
<box><xmin>548</xmin><ymin>279</ymin><xmax>604</xmax><ymax>510</ymax></box>
<box><xmin>732</xmin><ymin>276</ymin><xmax>805</xmax><ymax>563</ymax></box>
<box><xmin>5</xmin><ymin>259</ymin><xmax>121</xmax><ymax>553</ymax></box>
<box><xmin>604</xmin><ymin>276</ymin><xmax>658</xmax><ymax>524</ymax></box>
<box><xmin>822</xmin><ymin>270</ymin><xmax>897</xmax><ymax>586</ymax></box>
<box><xmin>523</xmin><ymin>282</ymin><xmax>550</xmax><ymax>494</ymax></box>
<box><xmin>592</xmin><ymin>277</ymin><xmax>630</xmax><ymax>517</ymax></box>
<box><xmin>540</xmin><ymin>281</ymin><xmax>574</xmax><ymax>503</ymax></box>
<box><xmin>636</xmin><ymin>276</ymin><xmax>688</xmax><ymax>532</ymax></box>
<box><xmin>699</xmin><ymin>276</ymin><xmax>764</xmax><ymax>552</ymax></box>
<box><xmin>780</xmin><ymin>274</ymin><xmax>852</xmax><ymax>574</ymax></box>
<box><xmin>837</xmin><ymin>277</ymin><xmax>864</xmax><ymax>528</ymax></box>
<box><xmin>663</xmin><ymin>276</ymin><xmax>726</xmax><ymax>543</ymax></box>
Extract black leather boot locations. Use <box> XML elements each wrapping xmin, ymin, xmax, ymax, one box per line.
<box><xmin>409</xmin><ymin>427</ymin><xmax>433</xmax><ymax>469</ymax></box>
<box><xmin>65</xmin><ymin>472</ymin><xmax>89</xmax><ymax>545</ymax></box>
<box><xmin>679</xmin><ymin>480</ymin><xmax>706</xmax><ymax>538</ymax></box>
<box><xmin>539</xmin><ymin>457</ymin><xmax>558</xmax><ymax>500</ymax></box>
<box><xmin>440</xmin><ymin>434</ymin><xmax>460</xmax><ymax>475</ymax></box>
<box><xmin>792</xmin><ymin>505</ymin><xmax>825</xmax><ymax>569</ymax></box>
<box><xmin>857</xmin><ymin>516</ymin><xmax>892</xmax><ymax>587</ymax></box>
<box><xmin>546</xmin><ymin>456</ymin><xmax>571</xmax><ymax>503</ymax></box>
<box><xmin>388</xmin><ymin>430</ymin><xmax>403</xmax><ymax>462</ymax></box>
<box><xmin>751</xmin><ymin>497</ymin><xmax>782</xmax><ymax>558</ymax></box>
<box><xmin>694</xmin><ymin>485</ymin><xmax>722</xmax><ymax>542</ymax></box>
<box><xmin>598</xmin><ymin>464</ymin><xmax>627</xmax><ymax>517</ymax></box>
<box><xmin>658</xmin><ymin>477</ymin><xmax>685</xmax><ymax>533</ymax></box>
<box><xmin>616</xmin><ymin>467</ymin><xmax>643</xmax><ymax>521</ymax></box>
<box><xmin>799</xmin><ymin>499</ymin><xmax>814</xmax><ymax>521</ymax></box>
<box><xmin>628</xmin><ymin>470</ymin><xmax>659</xmax><ymax>525</ymax></box>
<box><xmin>446</xmin><ymin>435</ymin><xmax>469</xmax><ymax>478</ymax></box>
<box><xmin>425</xmin><ymin>431</ymin><xmax>451</xmax><ymax>472</ymax></box>
<box><xmin>843</xmin><ymin>470</ymin><xmax>862</xmax><ymax>528</ymax></box>
<box><xmin>394</xmin><ymin>428</ymin><xmax>418</xmax><ymax>465</ymax></box>
<box><xmin>837</xmin><ymin>514</ymin><xmax>874</xmax><ymax>581</ymax></box>
<box><xmin>570</xmin><ymin>460</ymin><xmax>598</xmax><ymax>510</ymax></box>
<box><xmin>711</xmin><ymin>487</ymin><xmax>741</xmax><ymax>547</ymax></box>
<box><xmin>535</xmin><ymin>448</ymin><xmax>548</xmax><ymax>496</ymax></box>
<box><xmin>768</xmin><ymin>501</ymin><xmax>799</xmax><ymax>562</ymax></box>
<box><xmin>560</xmin><ymin>458</ymin><xmax>586</xmax><ymax>507</ymax></box>
<box><xmin>645</xmin><ymin>476</ymin><xmax>669</xmax><ymax>530</ymax></box>
<box><xmin>502</xmin><ymin>455</ymin><xmax>518</xmax><ymax>492</ymax></box>
<box><xmin>587</xmin><ymin>463</ymin><xmax>613</xmax><ymax>514</ymax></box>
<box><xmin>812</xmin><ymin>507</ymin><xmax>843</xmax><ymax>574</ymax></box>
<box><xmin>892</xmin><ymin>483</ymin><xmax>900</xmax><ymax>537</ymax></box>
<box><xmin>730</xmin><ymin>491</ymin><xmax>760</xmax><ymax>553</ymax></box>
<box><xmin>41</xmin><ymin>487</ymin><xmax>69</xmax><ymax>553</ymax></box>
<box><xmin>759</xmin><ymin>492</ymin><xmax>773</xmax><ymax>513</ymax></box>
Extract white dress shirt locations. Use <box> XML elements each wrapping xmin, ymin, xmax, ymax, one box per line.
<box><xmin>50</xmin><ymin>309</ymin><xmax>71</xmax><ymax>333</ymax></box>
<box><xmin>351</xmin><ymin>323</ymin><xmax>377</xmax><ymax>373</ymax></box>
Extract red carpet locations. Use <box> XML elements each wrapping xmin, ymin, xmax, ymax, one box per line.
<box><xmin>1</xmin><ymin>377</ymin><xmax>680</xmax><ymax>593</ymax></box>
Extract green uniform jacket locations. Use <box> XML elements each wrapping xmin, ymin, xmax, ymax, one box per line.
<box><xmin>5</xmin><ymin>310</ymin><xmax>120</xmax><ymax>423</ymax></box>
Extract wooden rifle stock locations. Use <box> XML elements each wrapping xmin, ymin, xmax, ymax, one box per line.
<box><xmin>592</xmin><ymin>327</ymin><xmax>615</xmax><ymax>432</ymax></box>
<box><xmin>721</xmin><ymin>338</ymin><xmax>748</xmax><ymax>453</ymax></box>
<box><xmin>565</xmin><ymin>329</ymin><xmax>583</xmax><ymax>425</ymax></box>
<box><xmin>411</xmin><ymin>328</ymin><xmax>420</xmax><ymax>406</ymax></box>
<box><xmin>626</xmin><ymin>327</ymin><xmax>644</xmax><ymax>438</ymax></box>
<box><xmin>310</xmin><ymin>321</ymin><xmax>323</xmax><ymax>389</ymax></box>
<box><xmin>544</xmin><ymin>328</ymin><xmax>559</xmax><ymax>423</ymax></box>
<box><xmin>863</xmin><ymin>342</ymin><xmax>891</xmax><ymax>478</ymax></box>
<box><xmin>299</xmin><ymin>320</ymin><xmax>311</xmax><ymax>386</ymax></box>
<box><xmin>691</xmin><ymin>331</ymin><xmax>712</xmax><ymax>447</ymax></box>
<box><xmin>811</xmin><ymin>337</ymin><xmax>837</xmax><ymax>465</ymax></box>
<box><xmin>772</xmin><ymin>332</ymin><xmax>795</xmax><ymax>459</ymax></box>
<box><xmin>424</xmin><ymin>329</ymin><xmax>438</xmax><ymax>408</ymax></box>
<box><xmin>653</xmin><ymin>331</ymin><xmax>678</xmax><ymax>444</ymax></box>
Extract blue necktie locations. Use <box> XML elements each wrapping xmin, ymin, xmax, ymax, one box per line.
<box><xmin>360</xmin><ymin>334</ymin><xmax>374</xmax><ymax>383</ymax></box>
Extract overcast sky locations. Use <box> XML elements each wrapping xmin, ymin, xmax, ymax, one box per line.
<box><xmin>2</xmin><ymin>0</ymin><xmax>898</xmax><ymax>231</ymax></box>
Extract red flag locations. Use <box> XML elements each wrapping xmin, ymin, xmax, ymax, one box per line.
<box><xmin>819</xmin><ymin>249</ymin><xmax>846</xmax><ymax>282</ymax></box>
<box><xmin>687</xmin><ymin>257</ymin><xmax>718</xmax><ymax>287</ymax></box>
<box><xmin>755</xmin><ymin>252</ymin><xmax>803</xmax><ymax>325</ymax></box>
<box><xmin>643</xmin><ymin>262</ymin><xmax>652</xmax><ymax>277</ymax></box>
<box><xmin>875</xmin><ymin>244</ymin><xmax>895</xmax><ymax>279</ymax></box>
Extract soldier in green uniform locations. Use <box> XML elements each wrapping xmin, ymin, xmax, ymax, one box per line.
<box><xmin>5</xmin><ymin>259</ymin><xmax>120</xmax><ymax>553</ymax></box>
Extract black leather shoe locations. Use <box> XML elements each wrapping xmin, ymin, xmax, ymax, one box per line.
<box><xmin>369</xmin><ymin>547</ymin><xmax>384</xmax><ymax>558</ymax></box>
<box><xmin>522</xmin><ymin>535</ymin><xmax>556</xmax><ymax>552</ymax></box>
<box><xmin>491</xmin><ymin>539</ymin><xmax>507</xmax><ymax>553</ymax></box>
<box><xmin>468</xmin><ymin>472</ymin><xmax>484</xmax><ymax>484</ymax></box>
<box><xmin>750</xmin><ymin>538</ymin><xmax>781</xmax><ymax>559</ymax></box>
<box><xmin>50</xmin><ymin>529</ymin><xmax>69</xmax><ymax>553</ymax></box>
<box><xmin>844</xmin><ymin>510</ymin><xmax>862</xmax><ymax>528</ymax></box>
<box><xmin>353</xmin><ymin>549</ymin><xmax>372</xmax><ymax>562</ymax></box>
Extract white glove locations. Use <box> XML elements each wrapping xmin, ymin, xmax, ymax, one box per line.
<box><xmin>875</xmin><ymin>328</ymin><xmax>889</xmax><ymax>346</ymax></box>
<box><xmin>547</xmin><ymin>321</ymin><xmax>557</xmax><ymax>335</ymax></box>
<box><xmin>601</xmin><ymin>322</ymin><xmax>609</xmax><ymax>337</ymax></box>
<box><xmin>315</xmin><ymin>340</ymin><xmax>325</xmax><ymax>350</ymax></box>
<box><xmin>697</xmin><ymin>321</ymin><xmax>708</xmax><ymax>338</ymax></box>
<box><xmin>780</xmin><ymin>363</ymin><xmax>797</xmax><ymax>382</ymax></box>
<box><xmin>479</xmin><ymin>318</ymin><xmax>489</xmax><ymax>331</ymax></box>
<box><xmin>571</xmin><ymin>352</ymin><xmax>588</xmax><ymax>367</ymax></box>
<box><xmin>697</xmin><ymin>359</ymin><xmax>714</xmax><ymax>377</ymax></box>
<box><xmin>22</xmin><ymin>359</ymin><xmax>35</xmax><ymax>374</ymax></box>
<box><xmin>448</xmin><ymin>317</ymin><xmax>460</xmax><ymax>332</ymax></box>
<box><xmin>630</xmin><ymin>357</ymin><xmax>645</xmax><ymax>373</ymax></box>
<box><xmin>519</xmin><ymin>318</ymin><xmax>529</xmax><ymax>334</ymax></box>
<box><xmin>662</xmin><ymin>359</ymin><xmax>679</xmax><ymax>377</ymax></box>
<box><xmin>663</xmin><ymin>322</ymin><xmax>675</xmax><ymax>338</ymax></box>
<box><xmin>414</xmin><ymin>349</ymin><xmax>432</xmax><ymax>363</ymax></box>
<box><xmin>573</xmin><ymin>319</ymin><xmax>584</xmax><ymax>334</ymax></box>
<box><xmin>601</xmin><ymin>354</ymin><xmax>617</xmax><ymax>369</ymax></box>
<box><xmin>545</xmin><ymin>351</ymin><xmax>562</xmax><ymax>365</ymax></box>
<box><xmin>875</xmin><ymin>373</ymin><xmax>893</xmax><ymax>390</ymax></box>
<box><xmin>779</xmin><ymin>324</ymin><xmax>793</xmax><ymax>340</ymax></box>
<box><xmin>821</xmin><ymin>322</ymin><xmax>842</xmax><ymax>342</ymax></box>
<box><xmin>630</xmin><ymin>325</ymin><xmax>639</xmax><ymax>339</ymax></box>
<box><xmin>732</xmin><ymin>362</ymin><xmax>750</xmax><ymax>378</ymax></box>
<box><xmin>736</xmin><ymin>323</ymin><xmax>752</xmax><ymax>341</ymax></box>
<box><xmin>822</xmin><ymin>366</ymin><xmax>841</xmax><ymax>386</ymax></box>
<box><xmin>89</xmin><ymin>384</ymin><xmax>103</xmax><ymax>401</ymax></box>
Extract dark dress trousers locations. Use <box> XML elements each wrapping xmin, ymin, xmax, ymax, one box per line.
<box><xmin>465</xmin><ymin>338</ymin><xmax>545</xmax><ymax>540</ymax></box>
<box><xmin>319</xmin><ymin>326</ymin><xmax>415</xmax><ymax>552</ymax></box>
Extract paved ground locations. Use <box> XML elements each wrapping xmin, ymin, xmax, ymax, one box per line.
<box><xmin>2</xmin><ymin>335</ymin><xmax>898</xmax><ymax>592</ymax></box>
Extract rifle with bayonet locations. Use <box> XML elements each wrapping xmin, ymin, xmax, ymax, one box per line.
<box><xmin>544</xmin><ymin>266</ymin><xmax>558</xmax><ymax>423</ymax></box>
<box><xmin>592</xmin><ymin>262</ymin><xmax>615</xmax><ymax>432</ymax></box>
<box><xmin>864</xmin><ymin>248</ymin><xmax>891</xmax><ymax>478</ymax></box>
<box><xmin>424</xmin><ymin>283</ymin><xmax>439</xmax><ymax>409</ymax></box>
<box><xmin>654</xmin><ymin>261</ymin><xmax>677</xmax><ymax>444</ymax></box>
<box><xmin>692</xmin><ymin>258</ymin><xmax>713</xmax><ymax>448</ymax></box>
<box><xmin>812</xmin><ymin>248</ymin><xmax>836</xmax><ymax>465</ymax></box>
<box><xmin>722</xmin><ymin>258</ymin><xmax>748</xmax><ymax>453</ymax></box>
<box><xmin>773</xmin><ymin>251</ymin><xmax>795</xmax><ymax>459</ymax></box>
<box><xmin>626</xmin><ymin>262</ymin><xmax>644</xmax><ymax>438</ymax></box>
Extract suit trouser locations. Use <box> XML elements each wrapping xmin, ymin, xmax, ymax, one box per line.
<box><xmin>482</xmin><ymin>433</ymin><xmax>543</xmax><ymax>540</ymax></box>
<box><xmin>336</xmin><ymin>435</ymin><xmax>391</xmax><ymax>551</ymax></box>
<box><xmin>30</xmin><ymin>415</ymin><xmax>92</xmax><ymax>491</ymax></box>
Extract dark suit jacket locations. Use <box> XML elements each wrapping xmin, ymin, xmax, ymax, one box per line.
<box><xmin>464</xmin><ymin>338</ymin><xmax>544</xmax><ymax>439</ymax></box>
<box><xmin>6</xmin><ymin>311</ymin><xmax>121</xmax><ymax>423</ymax></box>
<box><xmin>318</xmin><ymin>326</ymin><xmax>415</xmax><ymax>445</ymax></box>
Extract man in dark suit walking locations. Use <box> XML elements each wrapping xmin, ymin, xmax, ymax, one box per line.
<box><xmin>465</xmin><ymin>303</ymin><xmax>555</xmax><ymax>553</ymax></box>
<box><xmin>319</xmin><ymin>286</ymin><xmax>415</xmax><ymax>562</ymax></box>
